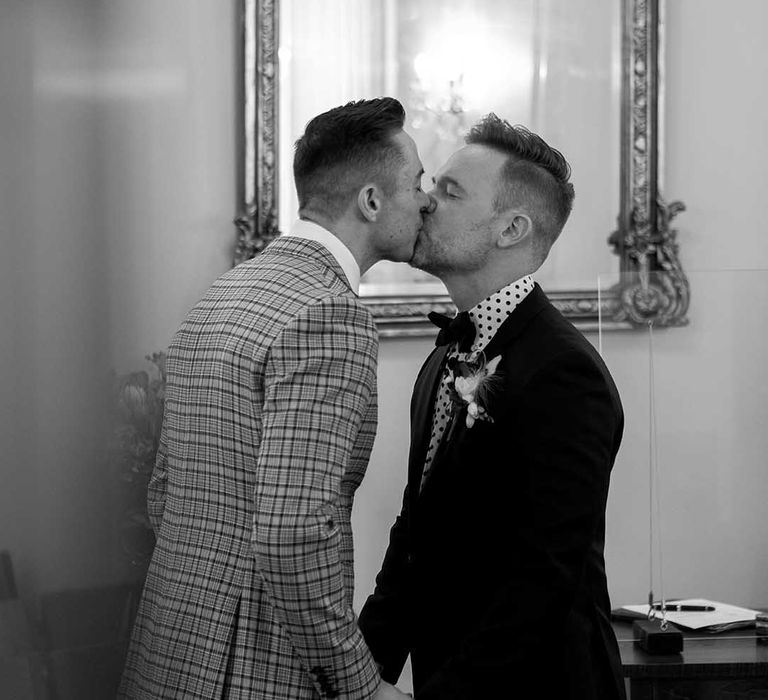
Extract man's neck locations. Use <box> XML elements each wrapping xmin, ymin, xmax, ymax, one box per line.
<box><xmin>442</xmin><ymin>267</ymin><xmax>533</xmax><ymax>311</ymax></box>
<box><xmin>299</xmin><ymin>212</ymin><xmax>375</xmax><ymax>275</ymax></box>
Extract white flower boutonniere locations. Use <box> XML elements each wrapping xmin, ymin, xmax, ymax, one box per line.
<box><xmin>446</xmin><ymin>353</ymin><xmax>503</xmax><ymax>428</ymax></box>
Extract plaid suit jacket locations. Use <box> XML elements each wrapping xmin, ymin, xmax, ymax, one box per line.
<box><xmin>119</xmin><ymin>237</ymin><xmax>381</xmax><ymax>699</ymax></box>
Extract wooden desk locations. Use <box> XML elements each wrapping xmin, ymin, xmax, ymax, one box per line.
<box><xmin>613</xmin><ymin>620</ymin><xmax>768</xmax><ymax>699</ymax></box>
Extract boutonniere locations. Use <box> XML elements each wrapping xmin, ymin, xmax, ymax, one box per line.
<box><xmin>446</xmin><ymin>353</ymin><xmax>503</xmax><ymax>428</ymax></box>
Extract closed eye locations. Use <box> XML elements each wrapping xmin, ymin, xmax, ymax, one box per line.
<box><xmin>432</xmin><ymin>175</ymin><xmax>464</xmax><ymax>199</ymax></box>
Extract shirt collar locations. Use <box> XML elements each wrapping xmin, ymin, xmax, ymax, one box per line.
<box><xmin>285</xmin><ymin>219</ymin><xmax>361</xmax><ymax>293</ymax></box>
<box><xmin>466</xmin><ymin>275</ymin><xmax>535</xmax><ymax>355</ymax></box>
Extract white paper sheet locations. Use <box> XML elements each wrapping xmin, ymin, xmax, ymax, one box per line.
<box><xmin>620</xmin><ymin>598</ymin><xmax>760</xmax><ymax>631</ymax></box>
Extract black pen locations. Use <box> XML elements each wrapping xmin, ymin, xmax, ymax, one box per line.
<box><xmin>650</xmin><ymin>603</ymin><xmax>716</xmax><ymax>612</ymax></box>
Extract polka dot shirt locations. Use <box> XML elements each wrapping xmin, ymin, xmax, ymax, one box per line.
<box><xmin>419</xmin><ymin>275</ymin><xmax>535</xmax><ymax>492</ymax></box>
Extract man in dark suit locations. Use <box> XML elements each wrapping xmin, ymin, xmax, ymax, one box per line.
<box><xmin>359</xmin><ymin>113</ymin><xmax>626</xmax><ymax>699</ymax></box>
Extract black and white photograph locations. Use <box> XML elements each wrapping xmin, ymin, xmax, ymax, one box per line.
<box><xmin>1</xmin><ymin>1</ymin><xmax>767</xmax><ymax>698</ymax></box>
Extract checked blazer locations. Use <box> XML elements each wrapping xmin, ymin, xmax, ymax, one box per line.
<box><xmin>119</xmin><ymin>236</ymin><xmax>382</xmax><ymax>699</ymax></box>
<box><xmin>359</xmin><ymin>284</ymin><xmax>627</xmax><ymax>700</ymax></box>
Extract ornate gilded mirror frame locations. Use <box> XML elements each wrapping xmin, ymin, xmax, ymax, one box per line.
<box><xmin>234</xmin><ymin>0</ymin><xmax>689</xmax><ymax>336</ymax></box>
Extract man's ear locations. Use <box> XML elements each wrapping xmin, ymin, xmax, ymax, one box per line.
<box><xmin>497</xmin><ymin>212</ymin><xmax>532</xmax><ymax>248</ymax></box>
<box><xmin>357</xmin><ymin>184</ymin><xmax>382</xmax><ymax>222</ymax></box>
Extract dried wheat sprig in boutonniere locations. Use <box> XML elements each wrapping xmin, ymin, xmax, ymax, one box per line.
<box><xmin>446</xmin><ymin>353</ymin><xmax>503</xmax><ymax>428</ymax></box>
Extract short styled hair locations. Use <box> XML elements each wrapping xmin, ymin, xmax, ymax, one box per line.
<box><xmin>293</xmin><ymin>97</ymin><xmax>407</xmax><ymax>220</ymax></box>
<box><xmin>465</xmin><ymin>113</ymin><xmax>575</xmax><ymax>261</ymax></box>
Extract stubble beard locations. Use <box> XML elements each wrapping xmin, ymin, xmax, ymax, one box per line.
<box><xmin>409</xmin><ymin>236</ymin><xmax>435</xmax><ymax>273</ymax></box>
<box><xmin>410</xmin><ymin>240</ymin><xmax>451</xmax><ymax>276</ymax></box>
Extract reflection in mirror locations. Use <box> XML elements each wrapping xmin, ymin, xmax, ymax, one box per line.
<box><xmin>278</xmin><ymin>0</ymin><xmax>620</xmax><ymax>297</ymax></box>
<box><xmin>236</xmin><ymin>0</ymin><xmax>690</xmax><ymax>334</ymax></box>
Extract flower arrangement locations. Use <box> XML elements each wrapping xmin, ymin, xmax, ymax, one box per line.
<box><xmin>446</xmin><ymin>353</ymin><xmax>502</xmax><ymax>428</ymax></box>
<box><xmin>109</xmin><ymin>351</ymin><xmax>166</xmax><ymax>571</ymax></box>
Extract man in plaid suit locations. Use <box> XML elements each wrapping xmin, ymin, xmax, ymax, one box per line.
<box><xmin>119</xmin><ymin>98</ymin><xmax>428</xmax><ymax>699</ymax></box>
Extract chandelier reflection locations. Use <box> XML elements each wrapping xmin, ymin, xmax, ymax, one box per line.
<box><xmin>409</xmin><ymin>52</ymin><xmax>468</xmax><ymax>144</ymax></box>
<box><xmin>405</xmin><ymin>10</ymin><xmax>533</xmax><ymax>153</ymax></box>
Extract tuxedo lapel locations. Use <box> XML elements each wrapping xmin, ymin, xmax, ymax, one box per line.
<box><xmin>414</xmin><ymin>286</ymin><xmax>550</xmax><ymax>501</ymax></box>
<box><xmin>407</xmin><ymin>346</ymin><xmax>449</xmax><ymax>498</ymax></box>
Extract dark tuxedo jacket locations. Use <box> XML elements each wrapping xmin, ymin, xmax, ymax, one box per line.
<box><xmin>359</xmin><ymin>285</ymin><xmax>626</xmax><ymax>699</ymax></box>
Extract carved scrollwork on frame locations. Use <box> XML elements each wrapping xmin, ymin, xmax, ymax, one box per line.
<box><xmin>236</xmin><ymin>0</ymin><xmax>689</xmax><ymax>335</ymax></box>
<box><xmin>369</xmin><ymin>290</ymin><xmax>624</xmax><ymax>338</ymax></box>
<box><xmin>234</xmin><ymin>0</ymin><xmax>280</xmax><ymax>266</ymax></box>
<box><xmin>612</xmin><ymin>196</ymin><xmax>689</xmax><ymax>326</ymax></box>
<box><xmin>609</xmin><ymin>0</ymin><xmax>690</xmax><ymax>327</ymax></box>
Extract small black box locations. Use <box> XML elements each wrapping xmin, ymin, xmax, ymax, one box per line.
<box><xmin>756</xmin><ymin>612</ymin><xmax>768</xmax><ymax>643</ymax></box>
<box><xmin>633</xmin><ymin>619</ymin><xmax>684</xmax><ymax>654</ymax></box>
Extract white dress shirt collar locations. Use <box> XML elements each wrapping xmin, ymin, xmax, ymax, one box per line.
<box><xmin>466</xmin><ymin>275</ymin><xmax>535</xmax><ymax>355</ymax></box>
<box><xmin>285</xmin><ymin>219</ymin><xmax>361</xmax><ymax>294</ymax></box>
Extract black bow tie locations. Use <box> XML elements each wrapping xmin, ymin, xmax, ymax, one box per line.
<box><xmin>428</xmin><ymin>310</ymin><xmax>475</xmax><ymax>352</ymax></box>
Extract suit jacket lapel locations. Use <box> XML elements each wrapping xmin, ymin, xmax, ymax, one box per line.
<box><xmin>407</xmin><ymin>345</ymin><xmax>449</xmax><ymax>500</ymax></box>
<box><xmin>414</xmin><ymin>285</ymin><xmax>550</xmax><ymax>499</ymax></box>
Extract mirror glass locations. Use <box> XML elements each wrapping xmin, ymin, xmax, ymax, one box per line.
<box><xmin>277</xmin><ymin>0</ymin><xmax>621</xmax><ymax>296</ymax></box>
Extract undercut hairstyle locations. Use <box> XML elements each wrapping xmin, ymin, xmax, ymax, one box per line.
<box><xmin>293</xmin><ymin>97</ymin><xmax>407</xmax><ymax>221</ymax></box>
<box><xmin>465</xmin><ymin>113</ymin><xmax>575</xmax><ymax>262</ymax></box>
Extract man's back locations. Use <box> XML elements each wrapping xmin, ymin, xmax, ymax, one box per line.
<box><xmin>119</xmin><ymin>237</ymin><xmax>381</xmax><ymax>698</ymax></box>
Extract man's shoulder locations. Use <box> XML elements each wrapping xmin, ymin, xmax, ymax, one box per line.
<box><xmin>527</xmin><ymin>302</ymin><xmax>623</xmax><ymax>406</ymax></box>
<box><xmin>520</xmin><ymin>293</ymin><xmax>597</xmax><ymax>353</ymax></box>
<box><xmin>497</xmin><ymin>299</ymin><xmax>617</xmax><ymax>386</ymax></box>
<box><xmin>207</xmin><ymin>240</ymin><xmax>357</xmax><ymax>307</ymax></box>
<box><xmin>172</xmin><ymin>246</ymin><xmax>369</xmax><ymax>353</ymax></box>
<box><xmin>220</xmin><ymin>237</ymin><xmax>336</xmax><ymax>285</ymax></box>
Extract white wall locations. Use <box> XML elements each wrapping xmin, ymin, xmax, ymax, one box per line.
<box><xmin>1</xmin><ymin>0</ymin><xmax>766</xmax><ymax>626</ymax></box>
<box><xmin>0</xmin><ymin>0</ymin><xmax>234</xmax><ymax>596</ymax></box>
<box><xmin>597</xmin><ymin>0</ymin><xmax>768</xmax><ymax>607</ymax></box>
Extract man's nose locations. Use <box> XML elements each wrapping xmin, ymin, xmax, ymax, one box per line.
<box><xmin>422</xmin><ymin>193</ymin><xmax>437</xmax><ymax>214</ymax></box>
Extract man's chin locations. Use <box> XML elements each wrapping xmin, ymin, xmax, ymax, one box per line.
<box><xmin>410</xmin><ymin>248</ymin><xmax>443</xmax><ymax>276</ymax></box>
<box><xmin>408</xmin><ymin>246</ymin><xmax>425</xmax><ymax>270</ymax></box>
